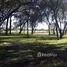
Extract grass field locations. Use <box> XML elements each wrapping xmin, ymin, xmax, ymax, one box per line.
<box><xmin>0</xmin><ymin>33</ymin><xmax>67</xmax><ymax>67</ymax></box>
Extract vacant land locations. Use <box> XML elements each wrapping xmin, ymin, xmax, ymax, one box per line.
<box><xmin>0</xmin><ymin>33</ymin><xmax>67</xmax><ymax>67</ymax></box>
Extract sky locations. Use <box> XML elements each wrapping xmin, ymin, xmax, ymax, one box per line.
<box><xmin>36</xmin><ymin>22</ymin><xmax>48</xmax><ymax>30</ymax></box>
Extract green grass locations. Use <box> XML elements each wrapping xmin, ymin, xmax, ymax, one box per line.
<box><xmin>0</xmin><ymin>34</ymin><xmax>67</xmax><ymax>67</ymax></box>
<box><xmin>0</xmin><ymin>34</ymin><xmax>67</xmax><ymax>49</ymax></box>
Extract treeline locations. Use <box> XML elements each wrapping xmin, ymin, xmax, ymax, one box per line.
<box><xmin>0</xmin><ymin>0</ymin><xmax>67</xmax><ymax>39</ymax></box>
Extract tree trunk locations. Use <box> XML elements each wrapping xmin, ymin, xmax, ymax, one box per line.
<box><xmin>54</xmin><ymin>11</ymin><xmax>59</xmax><ymax>40</ymax></box>
<box><xmin>59</xmin><ymin>23</ymin><xmax>67</xmax><ymax>39</ymax></box>
<box><xmin>24</xmin><ymin>25</ymin><xmax>26</xmax><ymax>34</ymax></box>
<box><xmin>59</xmin><ymin>29</ymin><xmax>65</xmax><ymax>39</ymax></box>
<box><xmin>27</xmin><ymin>19</ymin><xmax>29</xmax><ymax>37</ymax></box>
<box><xmin>19</xmin><ymin>22</ymin><xmax>26</xmax><ymax>34</ymax></box>
<box><xmin>56</xmin><ymin>27</ymin><xmax>59</xmax><ymax>40</ymax></box>
<box><xmin>19</xmin><ymin>21</ymin><xmax>22</xmax><ymax>34</ymax></box>
<box><xmin>60</xmin><ymin>33</ymin><xmax>63</xmax><ymax>39</ymax></box>
<box><xmin>19</xmin><ymin>28</ymin><xmax>22</xmax><ymax>34</ymax></box>
<box><xmin>31</xmin><ymin>26</ymin><xmax>34</xmax><ymax>35</ymax></box>
<box><xmin>5</xmin><ymin>18</ymin><xmax>9</xmax><ymax>35</ymax></box>
<box><xmin>31</xmin><ymin>22</ymin><xmax>34</xmax><ymax>35</ymax></box>
<box><xmin>48</xmin><ymin>23</ymin><xmax>50</xmax><ymax>35</ymax></box>
<box><xmin>55</xmin><ymin>20</ymin><xmax>59</xmax><ymax>40</ymax></box>
<box><xmin>9</xmin><ymin>16</ymin><xmax>11</xmax><ymax>34</ymax></box>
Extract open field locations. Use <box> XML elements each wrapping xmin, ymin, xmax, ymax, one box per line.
<box><xmin>0</xmin><ymin>33</ymin><xmax>67</xmax><ymax>67</ymax></box>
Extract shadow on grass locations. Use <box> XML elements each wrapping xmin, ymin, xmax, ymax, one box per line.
<box><xmin>0</xmin><ymin>34</ymin><xmax>37</xmax><ymax>43</ymax></box>
<box><xmin>0</xmin><ymin>34</ymin><xmax>67</xmax><ymax>67</ymax></box>
<box><xmin>0</xmin><ymin>34</ymin><xmax>57</xmax><ymax>40</ymax></box>
<box><xmin>0</xmin><ymin>42</ymin><xmax>67</xmax><ymax>67</ymax></box>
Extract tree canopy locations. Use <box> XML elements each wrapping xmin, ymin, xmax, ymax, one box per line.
<box><xmin>0</xmin><ymin>0</ymin><xmax>67</xmax><ymax>39</ymax></box>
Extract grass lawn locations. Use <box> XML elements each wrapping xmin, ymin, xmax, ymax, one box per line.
<box><xmin>0</xmin><ymin>33</ymin><xmax>67</xmax><ymax>67</ymax></box>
